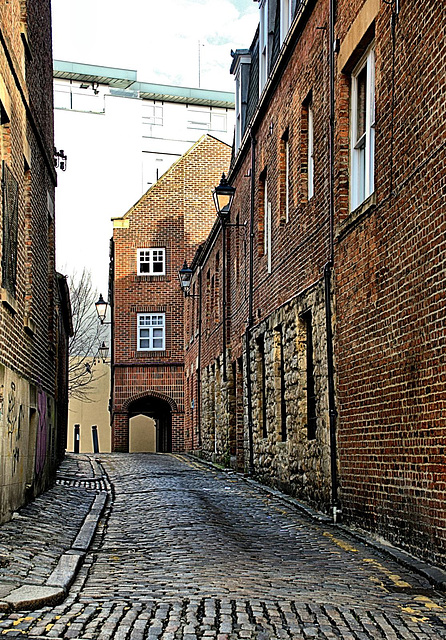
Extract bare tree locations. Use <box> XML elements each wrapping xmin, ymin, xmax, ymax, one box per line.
<box><xmin>68</xmin><ymin>269</ymin><xmax>108</xmax><ymax>401</ymax></box>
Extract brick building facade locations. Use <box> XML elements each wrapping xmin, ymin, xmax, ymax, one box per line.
<box><xmin>184</xmin><ymin>0</ymin><xmax>446</xmax><ymax>568</ymax></box>
<box><xmin>110</xmin><ymin>135</ymin><xmax>231</xmax><ymax>452</ymax></box>
<box><xmin>0</xmin><ymin>0</ymin><xmax>71</xmax><ymax>522</ymax></box>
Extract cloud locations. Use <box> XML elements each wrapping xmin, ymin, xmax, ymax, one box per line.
<box><xmin>52</xmin><ymin>0</ymin><xmax>258</xmax><ymax>90</ymax></box>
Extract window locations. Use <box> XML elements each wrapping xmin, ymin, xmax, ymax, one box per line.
<box><xmin>142</xmin><ymin>103</ymin><xmax>163</xmax><ymax>127</ymax></box>
<box><xmin>137</xmin><ymin>248</ymin><xmax>165</xmax><ymax>275</ymax></box>
<box><xmin>280</xmin><ymin>0</ymin><xmax>293</xmax><ymax>45</ymax></box>
<box><xmin>308</xmin><ymin>101</ymin><xmax>314</xmax><ymax>199</ymax></box>
<box><xmin>257</xmin><ymin>334</ymin><xmax>267</xmax><ymax>438</ymax></box>
<box><xmin>301</xmin><ymin>94</ymin><xmax>314</xmax><ymax>201</ymax></box>
<box><xmin>280</xmin><ymin>129</ymin><xmax>290</xmax><ymax>223</ymax></box>
<box><xmin>1</xmin><ymin>162</ymin><xmax>19</xmax><ymax>296</ymax></box>
<box><xmin>301</xmin><ymin>311</ymin><xmax>316</xmax><ymax>440</ymax></box>
<box><xmin>187</xmin><ymin>107</ymin><xmax>227</xmax><ymax>132</ymax></box>
<box><xmin>137</xmin><ymin>313</ymin><xmax>165</xmax><ymax>351</ymax></box>
<box><xmin>350</xmin><ymin>44</ymin><xmax>375</xmax><ymax>210</ymax></box>
<box><xmin>259</xmin><ymin>169</ymin><xmax>271</xmax><ymax>272</ymax></box>
<box><xmin>259</xmin><ymin>0</ymin><xmax>268</xmax><ymax>93</ymax></box>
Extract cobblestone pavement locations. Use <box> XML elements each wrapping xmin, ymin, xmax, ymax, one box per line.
<box><xmin>1</xmin><ymin>453</ymin><xmax>446</xmax><ymax>638</ymax></box>
<box><xmin>0</xmin><ymin>455</ymin><xmax>99</xmax><ymax>601</ymax></box>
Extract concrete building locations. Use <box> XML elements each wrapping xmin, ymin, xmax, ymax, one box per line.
<box><xmin>0</xmin><ymin>0</ymin><xmax>71</xmax><ymax>522</ymax></box>
<box><xmin>183</xmin><ymin>0</ymin><xmax>446</xmax><ymax>569</ymax></box>
<box><xmin>110</xmin><ymin>135</ymin><xmax>232</xmax><ymax>453</ymax></box>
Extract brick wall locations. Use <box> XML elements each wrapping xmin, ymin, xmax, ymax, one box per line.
<box><xmin>184</xmin><ymin>0</ymin><xmax>446</xmax><ymax>568</ymax></box>
<box><xmin>0</xmin><ymin>0</ymin><xmax>66</xmax><ymax>523</ymax></box>
<box><xmin>111</xmin><ymin>135</ymin><xmax>231</xmax><ymax>452</ymax></box>
<box><xmin>334</xmin><ymin>0</ymin><xmax>446</xmax><ymax>565</ymax></box>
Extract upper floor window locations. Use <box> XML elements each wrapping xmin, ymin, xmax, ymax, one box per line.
<box><xmin>280</xmin><ymin>0</ymin><xmax>293</xmax><ymax>45</ymax></box>
<box><xmin>137</xmin><ymin>248</ymin><xmax>165</xmax><ymax>275</ymax></box>
<box><xmin>308</xmin><ymin>101</ymin><xmax>314</xmax><ymax>200</ymax></box>
<box><xmin>142</xmin><ymin>103</ymin><xmax>163</xmax><ymax>127</ymax></box>
<box><xmin>350</xmin><ymin>44</ymin><xmax>375</xmax><ymax>210</ymax></box>
<box><xmin>1</xmin><ymin>162</ymin><xmax>18</xmax><ymax>296</ymax></box>
<box><xmin>259</xmin><ymin>0</ymin><xmax>268</xmax><ymax>93</ymax></box>
<box><xmin>187</xmin><ymin>107</ymin><xmax>227</xmax><ymax>132</ymax></box>
<box><xmin>137</xmin><ymin>313</ymin><xmax>165</xmax><ymax>351</ymax></box>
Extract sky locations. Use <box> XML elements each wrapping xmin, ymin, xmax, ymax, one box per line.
<box><xmin>51</xmin><ymin>0</ymin><xmax>258</xmax><ymax>92</ymax></box>
<box><xmin>51</xmin><ymin>0</ymin><xmax>259</xmax><ymax>301</ymax></box>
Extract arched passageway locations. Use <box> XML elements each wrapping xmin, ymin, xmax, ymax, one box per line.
<box><xmin>127</xmin><ymin>395</ymin><xmax>172</xmax><ymax>453</ymax></box>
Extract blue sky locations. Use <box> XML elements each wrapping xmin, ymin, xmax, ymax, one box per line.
<box><xmin>51</xmin><ymin>0</ymin><xmax>258</xmax><ymax>91</ymax></box>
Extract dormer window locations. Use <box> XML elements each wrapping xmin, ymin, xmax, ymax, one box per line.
<box><xmin>280</xmin><ymin>0</ymin><xmax>293</xmax><ymax>45</ymax></box>
<box><xmin>231</xmin><ymin>50</ymin><xmax>251</xmax><ymax>153</ymax></box>
<box><xmin>259</xmin><ymin>0</ymin><xmax>269</xmax><ymax>93</ymax></box>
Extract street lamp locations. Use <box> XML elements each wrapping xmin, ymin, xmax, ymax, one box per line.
<box><xmin>97</xmin><ymin>341</ymin><xmax>110</xmax><ymax>362</ymax></box>
<box><xmin>212</xmin><ymin>173</ymin><xmax>236</xmax><ymax>224</ymax></box>
<box><xmin>212</xmin><ymin>174</ymin><xmax>236</xmax><ymax>382</ymax></box>
<box><xmin>178</xmin><ymin>261</ymin><xmax>193</xmax><ymax>297</ymax></box>
<box><xmin>95</xmin><ymin>294</ymin><xmax>110</xmax><ymax>324</ymax></box>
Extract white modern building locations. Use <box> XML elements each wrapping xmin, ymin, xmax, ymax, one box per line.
<box><xmin>54</xmin><ymin>61</ymin><xmax>235</xmax><ymax>453</ymax></box>
<box><xmin>53</xmin><ymin>60</ymin><xmax>235</xmax><ymax>295</ymax></box>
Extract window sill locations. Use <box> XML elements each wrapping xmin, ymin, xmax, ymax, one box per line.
<box><xmin>1</xmin><ymin>288</ymin><xmax>17</xmax><ymax>314</ymax></box>
<box><xmin>24</xmin><ymin>315</ymin><xmax>36</xmax><ymax>336</ymax></box>
<box><xmin>336</xmin><ymin>192</ymin><xmax>376</xmax><ymax>241</ymax></box>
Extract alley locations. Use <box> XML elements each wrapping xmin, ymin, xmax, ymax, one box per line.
<box><xmin>1</xmin><ymin>454</ymin><xmax>446</xmax><ymax>638</ymax></box>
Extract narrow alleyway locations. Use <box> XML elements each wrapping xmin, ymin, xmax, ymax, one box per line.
<box><xmin>1</xmin><ymin>453</ymin><xmax>446</xmax><ymax>638</ymax></box>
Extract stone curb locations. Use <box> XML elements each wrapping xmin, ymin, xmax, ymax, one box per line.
<box><xmin>0</xmin><ymin>457</ymin><xmax>110</xmax><ymax>613</ymax></box>
<box><xmin>184</xmin><ymin>453</ymin><xmax>446</xmax><ymax>593</ymax></box>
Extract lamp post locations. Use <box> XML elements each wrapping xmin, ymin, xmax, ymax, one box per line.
<box><xmin>95</xmin><ymin>294</ymin><xmax>111</xmax><ymax>325</ymax></box>
<box><xmin>212</xmin><ymin>174</ymin><xmax>236</xmax><ymax>383</ymax></box>
<box><xmin>178</xmin><ymin>261</ymin><xmax>194</xmax><ymax>297</ymax></box>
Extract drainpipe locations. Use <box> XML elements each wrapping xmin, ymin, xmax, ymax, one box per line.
<box><xmin>326</xmin><ymin>0</ymin><xmax>339</xmax><ymax>522</ymax></box>
<box><xmin>245</xmin><ymin>132</ymin><xmax>256</xmax><ymax>475</ymax></box>
<box><xmin>197</xmin><ymin>267</ymin><xmax>202</xmax><ymax>449</ymax></box>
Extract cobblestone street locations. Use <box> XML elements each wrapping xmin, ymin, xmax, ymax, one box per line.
<box><xmin>1</xmin><ymin>453</ymin><xmax>446</xmax><ymax>638</ymax></box>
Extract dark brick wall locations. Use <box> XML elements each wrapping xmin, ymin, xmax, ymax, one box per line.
<box><xmin>0</xmin><ymin>0</ymin><xmax>66</xmax><ymax>521</ymax></box>
<box><xmin>334</xmin><ymin>0</ymin><xmax>446</xmax><ymax>565</ymax></box>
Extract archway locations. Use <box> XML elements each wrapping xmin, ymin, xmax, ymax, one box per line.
<box><xmin>127</xmin><ymin>394</ymin><xmax>173</xmax><ymax>453</ymax></box>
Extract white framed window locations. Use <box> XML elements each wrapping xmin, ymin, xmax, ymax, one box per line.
<box><xmin>350</xmin><ymin>44</ymin><xmax>375</xmax><ymax>210</ymax></box>
<box><xmin>142</xmin><ymin>103</ymin><xmax>163</xmax><ymax>127</ymax></box>
<box><xmin>308</xmin><ymin>102</ymin><xmax>314</xmax><ymax>200</ymax></box>
<box><xmin>137</xmin><ymin>313</ymin><xmax>165</xmax><ymax>351</ymax></box>
<box><xmin>137</xmin><ymin>248</ymin><xmax>165</xmax><ymax>275</ymax></box>
<box><xmin>259</xmin><ymin>0</ymin><xmax>268</xmax><ymax>93</ymax></box>
<box><xmin>280</xmin><ymin>0</ymin><xmax>293</xmax><ymax>45</ymax></box>
<box><xmin>187</xmin><ymin>107</ymin><xmax>227</xmax><ymax>132</ymax></box>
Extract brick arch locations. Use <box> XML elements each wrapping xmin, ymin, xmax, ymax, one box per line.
<box><xmin>122</xmin><ymin>390</ymin><xmax>179</xmax><ymax>413</ymax></box>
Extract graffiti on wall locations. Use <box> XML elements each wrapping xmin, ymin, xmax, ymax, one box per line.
<box><xmin>35</xmin><ymin>389</ymin><xmax>48</xmax><ymax>476</ymax></box>
<box><xmin>5</xmin><ymin>382</ymin><xmax>24</xmax><ymax>476</ymax></box>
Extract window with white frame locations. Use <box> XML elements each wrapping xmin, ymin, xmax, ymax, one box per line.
<box><xmin>137</xmin><ymin>313</ymin><xmax>165</xmax><ymax>351</ymax></box>
<box><xmin>137</xmin><ymin>248</ymin><xmax>165</xmax><ymax>275</ymax></box>
<box><xmin>280</xmin><ymin>0</ymin><xmax>293</xmax><ymax>45</ymax></box>
<box><xmin>187</xmin><ymin>107</ymin><xmax>227</xmax><ymax>132</ymax></box>
<box><xmin>350</xmin><ymin>44</ymin><xmax>375</xmax><ymax>210</ymax></box>
<box><xmin>308</xmin><ymin>101</ymin><xmax>314</xmax><ymax>200</ymax></box>
<box><xmin>259</xmin><ymin>0</ymin><xmax>268</xmax><ymax>93</ymax></box>
<box><xmin>142</xmin><ymin>103</ymin><xmax>163</xmax><ymax>127</ymax></box>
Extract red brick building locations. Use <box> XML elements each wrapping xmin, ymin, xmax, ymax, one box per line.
<box><xmin>0</xmin><ymin>0</ymin><xmax>71</xmax><ymax>522</ymax></box>
<box><xmin>184</xmin><ymin>0</ymin><xmax>446</xmax><ymax>568</ymax></box>
<box><xmin>110</xmin><ymin>135</ymin><xmax>231</xmax><ymax>452</ymax></box>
